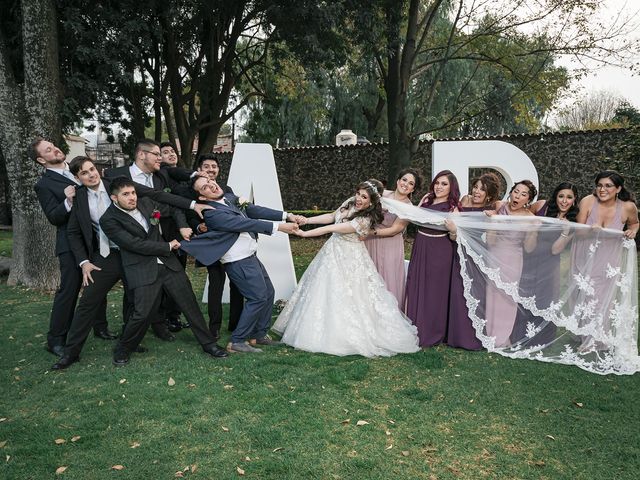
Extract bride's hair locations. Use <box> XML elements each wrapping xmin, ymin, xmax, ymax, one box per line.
<box><xmin>341</xmin><ymin>179</ymin><xmax>385</xmax><ymax>225</ymax></box>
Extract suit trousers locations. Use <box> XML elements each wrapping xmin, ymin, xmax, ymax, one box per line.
<box><xmin>116</xmin><ymin>264</ymin><xmax>216</xmax><ymax>353</ymax></box>
<box><xmin>63</xmin><ymin>250</ymin><xmax>122</xmax><ymax>358</ymax></box>
<box><xmin>225</xmin><ymin>255</ymin><xmax>275</xmax><ymax>344</ymax></box>
<box><xmin>158</xmin><ymin>252</ymin><xmax>188</xmax><ymax>321</ymax></box>
<box><xmin>206</xmin><ymin>261</ymin><xmax>244</xmax><ymax>336</ymax></box>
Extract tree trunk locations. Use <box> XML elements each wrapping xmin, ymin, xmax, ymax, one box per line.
<box><xmin>0</xmin><ymin>147</ymin><xmax>11</xmax><ymax>225</ymax></box>
<box><xmin>0</xmin><ymin>0</ymin><xmax>62</xmax><ymax>288</ymax></box>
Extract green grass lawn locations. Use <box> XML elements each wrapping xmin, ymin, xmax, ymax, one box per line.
<box><xmin>0</xmin><ymin>230</ymin><xmax>12</xmax><ymax>258</ymax></box>
<box><xmin>0</xmin><ymin>237</ymin><xmax>639</xmax><ymax>479</ymax></box>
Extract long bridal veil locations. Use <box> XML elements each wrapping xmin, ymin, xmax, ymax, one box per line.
<box><xmin>383</xmin><ymin>198</ymin><xmax>639</xmax><ymax>375</ymax></box>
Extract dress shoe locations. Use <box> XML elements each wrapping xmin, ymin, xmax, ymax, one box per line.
<box><xmin>152</xmin><ymin>328</ymin><xmax>175</xmax><ymax>342</ymax></box>
<box><xmin>167</xmin><ymin>317</ymin><xmax>187</xmax><ymax>333</ymax></box>
<box><xmin>134</xmin><ymin>345</ymin><xmax>148</xmax><ymax>353</ymax></box>
<box><xmin>250</xmin><ymin>335</ymin><xmax>282</xmax><ymax>346</ymax></box>
<box><xmin>51</xmin><ymin>355</ymin><xmax>79</xmax><ymax>370</ymax></box>
<box><xmin>45</xmin><ymin>345</ymin><xmax>64</xmax><ymax>357</ymax></box>
<box><xmin>94</xmin><ymin>329</ymin><xmax>118</xmax><ymax>340</ymax></box>
<box><xmin>202</xmin><ymin>344</ymin><xmax>229</xmax><ymax>358</ymax></box>
<box><xmin>227</xmin><ymin>342</ymin><xmax>263</xmax><ymax>353</ymax></box>
<box><xmin>112</xmin><ymin>349</ymin><xmax>130</xmax><ymax>366</ymax></box>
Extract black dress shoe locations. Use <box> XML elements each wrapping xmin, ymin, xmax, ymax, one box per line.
<box><xmin>52</xmin><ymin>355</ymin><xmax>79</xmax><ymax>370</ymax></box>
<box><xmin>94</xmin><ymin>329</ymin><xmax>118</xmax><ymax>340</ymax></box>
<box><xmin>202</xmin><ymin>344</ymin><xmax>229</xmax><ymax>358</ymax></box>
<box><xmin>113</xmin><ymin>350</ymin><xmax>130</xmax><ymax>366</ymax></box>
<box><xmin>152</xmin><ymin>328</ymin><xmax>175</xmax><ymax>342</ymax></box>
<box><xmin>46</xmin><ymin>345</ymin><xmax>64</xmax><ymax>357</ymax></box>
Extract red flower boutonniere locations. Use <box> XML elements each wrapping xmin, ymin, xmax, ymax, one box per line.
<box><xmin>150</xmin><ymin>209</ymin><xmax>161</xmax><ymax>226</ymax></box>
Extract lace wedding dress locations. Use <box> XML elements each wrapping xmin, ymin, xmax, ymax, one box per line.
<box><xmin>272</xmin><ymin>203</ymin><xmax>420</xmax><ymax>357</ymax></box>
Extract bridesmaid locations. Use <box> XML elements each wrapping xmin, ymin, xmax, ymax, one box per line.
<box><xmin>365</xmin><ymin>168</ymin><xmax>423</xmax><ymax>307</ymax></box>
<box><xmin>405</xmin><ymin>170</ymin><xmax>480</xmax><ymax>349</ymax></box>
<box><xmin>512</xmin><ymin>182</ymin><xmax>580</xmax><ymax>345</ymax></box>
<box><xmin>459</xmin><ymin>172</ymin><xmax>501</xmax><ymax>211</ymax></box>
<box><xmin>573</xmin><ymin>171</ymin><xmax>638</xmax><ymax>351</ymax></box>
<box><xmin>484</xmin><ymin>180</ymin><xmax>538</xmax><ymax>347</ymax></box>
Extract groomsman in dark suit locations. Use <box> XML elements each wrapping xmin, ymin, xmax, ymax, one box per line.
<box><xmin>31</xmin><ymin>138</ymin><xmax>111</xmax><ymax>356</ymax></box>
<box><xmin>100</xmin><ymin>177</ymin><xmax>228</xmax><ymax>365</ymax></box>
<box><xmin>189</xmin><ymin>154</ymin><xmax>244</xmax><ymax>339</ymax></box>
<box><xmin>105</xmin><ymin>139</ymin><xmax>193</xmax><ymax>341</ymax></box>
<box><xmin>181</xmin><ymin>177</ymin><xmax>300</xmax><ymax>353</ymax></box>
<box><xmin>51</xmin><ymin>157</ymin><xmax>210</xmax><ymax>370</ymax></box>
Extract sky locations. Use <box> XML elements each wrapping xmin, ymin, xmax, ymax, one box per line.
<box><xmin>559</xmin><ymin>0</ymin><xmax>640</xmax><ymax>108</ymax></box>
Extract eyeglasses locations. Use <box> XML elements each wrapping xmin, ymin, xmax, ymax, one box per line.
<box><xmin>596</xmin><ymin>183</ymin><xmax>615</xmax><ymax>190</ymax></box>
<box><xmin>142</xmin><ymin>150</ymin><xmax>162</xmax><ymax>158</ymax></box>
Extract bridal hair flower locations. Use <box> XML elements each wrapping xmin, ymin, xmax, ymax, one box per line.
<box><xmin>150</xmin><ymin>209</ymin><xmax>161</xmax><ymax>225</ymax></box>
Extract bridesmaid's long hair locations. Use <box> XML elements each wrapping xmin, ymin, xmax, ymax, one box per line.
<box><xmin>423</xmin><ymin>170</ymin><xmax>460</xmax><ymax>211</ymax></box>
<box><xmin>546</xmin><ymin>182</ymin><xmax>579</xmax><ymax>222</ymax></box>
<box><xmin>342</xmin><ymin>179</ymin><xmax>385</xmax><ymax>225</ymax></box>
<box><xmin>593</xmin><ymin>170</ymin><xmax>635</xmax><ymax>203</ymax></box>
<box><xmin>396</xmin><ymin>167</ymin><xmax>424</xmax><ymax>198</ymax></box>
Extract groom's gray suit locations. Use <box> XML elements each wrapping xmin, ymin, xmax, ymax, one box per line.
<box><xmin>180</xmin><ymin>193</ymin><xmax>285</xmax><ymax>343</ymax></box>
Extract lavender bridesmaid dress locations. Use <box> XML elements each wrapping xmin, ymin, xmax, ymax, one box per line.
<box><xmin>485</xmin><ymin>204</ymin><xmax>526</xmax><ymax>347</ymax></box>
<box><xmin>364</xmin><ymin>195</ymin><xmax>410</xmax><ymax>307</ymax></box>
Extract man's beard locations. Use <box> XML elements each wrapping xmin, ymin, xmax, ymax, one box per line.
<box><xmin>116</xmin><ymin>200</ymin><xmax>136</xmax><ymax>211</ymax></box>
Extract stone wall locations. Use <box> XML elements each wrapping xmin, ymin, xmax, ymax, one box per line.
<box><xmin>213</xmin><ymin>127</ymin><xmax>639</xmax><ymax>210</ymax></box>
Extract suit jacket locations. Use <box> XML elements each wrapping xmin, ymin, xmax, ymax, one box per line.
<box><xmin>100</xmin><ymin>197</ymin><xmax>183</xmax><ymax>289</ymax></box>
<box><xmin>180</xmin><ymin>192</ymin><xmax>284</xmax><ymax>266</ymax></box>
<box><xmin>34</xmin><ymin>170</ymin><xmax>78</xmax><ymax>255</ymax></box>
<box><xmin>68</xmin><ymin>179</ymin><xmax>195</xmax><ymax>266</ymax></box>
<box><xmin>104</xmin><ymin>164</ymin><xmax>188</xmax><ymax>240</ymax></box>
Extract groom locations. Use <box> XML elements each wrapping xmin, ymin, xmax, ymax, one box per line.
<box><xmin>181</xmin><ymin>177</ymin><xmax>300</xmax><ymax>353</ymax></box>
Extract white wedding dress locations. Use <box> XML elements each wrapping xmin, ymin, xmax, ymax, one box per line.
<box><xmin>272</xmin><ymin>203</ymin><xmax>420</xmax><ymax>357</ymax></box>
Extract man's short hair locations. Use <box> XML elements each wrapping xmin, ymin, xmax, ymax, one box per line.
<box><xmin>190</xmin><ymin>175</ymin><xmax>205</xmax><ymax>193</ymax></box>
<box><xmin>134</xmin><ymin>138</ymin><xmax>160</xmax><ymax>157</ymax></box>
<box><xmin>69</xmin><ymin>156</ymin><xmax>94</xmax><ymax>176</ymax></box>
<box><xmin>160</xmin><ymin>141</ymin><xmax>177</xmax><ymax>152</ymax></box>
<box><xmin>27</xmin><ymin>137</ymin><xmax>45</xmax><ymax>163</ymax></box>
<box><xmin>196</xmin><ymin>153</ymin><xmax>219</xmax><ymax>169</ymax></box>
<box><xmin>109</xmin><ymin>176</ymin><xmax>136</xmax><ymax>196</ymax></box>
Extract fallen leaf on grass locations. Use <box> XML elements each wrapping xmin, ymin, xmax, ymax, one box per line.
<box><xmin>119</xmin><ymin>379</ymin><xmax>126</xmax><ymax>384</ymax></box>
<box><xmin>71</xmin><ymin>436</ymin><xmax>81</xmax><ymax>442</ymax></box>
<box><xmin>385</xmin><ymin>445</ymin><xmax>393</xmax><ymax>450</ymax></box>
<box><xmin>237</xmin><ymin>466</ymin><xmax>245</xmax><ymax>475</ymax></box>
<box><xmin>545</xmin><ymin>435</ymin><xmax>555</xmax><ymax>441</ymax></box>
<box><xmin>54</xmin><ymin>438</ymin><xmax>66</xmax><ymax>445</ymax></box>
<box><xmin>221</xmin><ymin>426</ymin><xmax>229</xmax><ymax>432</ymax></box>
<box><xmin>223</xmin><ymin>385</ymin><xmax>233</xmax><ymax>390</ymax></box>
<box><xmin>388</xmin><ymin>420</ymin><xmax>395</xmax><ymax>424</ymax></box>
<box><xmin>6</xmin><ymin>455</ymin><xmax>10</xmax><ymax>463</ymax></box>
<box><xmin>244</xmin><ymin>456</ymin><xmax>251</xmax><ymax>461</ymax></box>
<box><xmin>533</xmin><ymin>460</ymin><xmax>545</xmax><ymax>467</ymax></box>
<box><xmin>55</xmin><ymin>466</ymin><xmax>67</xmax><ymax>474</ymax></box>
<box><xmin>273</xmin><ymin>447</ymin><xmax>284</xmax><ymax>452</ymax></box>
<box><xmin>174</xmin><ymin>472</ymin><xmax>184</xmax><ymax>478</ymax></box>
<box><xmin>130</xmin><ymin>442</ymin><xmax>140</xmax><ymax>449</ymax></box>
<box><xmin>191</xmin><ymin>465</ymin><xmax>198</xmax><ymax>473</ymax></box>
<box><xmin>573</xmin><ymin>401</ymin><xmax>584</xmax><ymax>408</ymax></box>
<box><xmin>0</xmin><ymin>418</ymin><xmax>7</xmax><ymax>422</ymax></box>
<box><xmin>111</xmin><ymin>465</ymin><xmax>125</xmax><ymax>470</ymax></box>
<box><xmin>168</xmin><ymin>377</ymin><xmax>176</xmax><ymax>386</ymax></box>
<box><xmin>385</xmin><ymin>430</ymin><xmax>391</xmax><ymax>436</ymax></box>
<box><xmin>0</xmin><ymin>441</ymin><xmax>6</xmax><ymax>448</ymax></box>
<box><xmin>401</xmin><ymin>451</ymin><xmax>410</xmax><ymax>457</ymax></box>
<box><xmin>356</xmin><ymin>420</ymin><xmax>369</xmax><ymax>426</ymax></box>
<box><xmin>340</xmin><ymin>419</ymin><xmax>351</xmax><ymax>425</ymax></box>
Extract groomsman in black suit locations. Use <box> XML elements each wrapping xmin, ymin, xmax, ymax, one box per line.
<box><xmin>31</xmin><ymin>138</ymin><xmax>111</xmax><ymax>357</ymax></box>
<box><xmin>189</xmin><ymin>154</ymin><xmax>244</xmax><ymax>338</ymax></box>
<box><xmin>51</xmin><ymin>157</ymin><xmax>210</xmax><ymax>370</ymax></box>
<box><xmin>100</xmin><ymin>177</ymin><xmax>228</xmax><ymax>365</ymax></box>
<box><xmin>105</xmin><ymin>139</ymin><xmax>193</xmax><ymax>341</ymax></box>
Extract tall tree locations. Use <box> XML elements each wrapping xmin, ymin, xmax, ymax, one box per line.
<box><xmin>0</xmin><ymin>0</ymin><xmax>63</xmax><ymax>287</ymax></box>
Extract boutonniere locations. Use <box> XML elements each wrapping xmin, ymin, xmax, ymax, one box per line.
<box><xmin>150</xmin><ymin>209</ymin><xmax>161</xmax><ymax>225</ymax></box>
<box><xmin>163</xmin><ymin>187</ymin><xmax>172</xmax><ymax>193</ymax></box>
<box><xmin>236</xmin><ymin>198</ymin><xmax>251</xmax><ymax>211</ymax></box>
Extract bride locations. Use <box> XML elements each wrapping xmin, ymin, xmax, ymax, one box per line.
<box><xmin>272</xmin><ymin>179</ymin><xmax>419</xmax><ymax>357</ymax></box>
